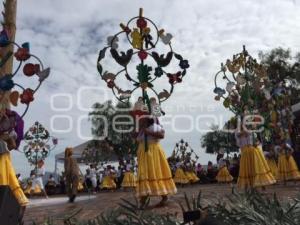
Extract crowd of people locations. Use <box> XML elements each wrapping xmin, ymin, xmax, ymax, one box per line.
<box><xmin>17</xmin><ymin>140</ymin><xmax>300</xmax><ymax>200</ymax></box>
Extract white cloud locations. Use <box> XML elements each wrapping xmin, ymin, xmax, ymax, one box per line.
<box><xmin>2</xmin><ymin>0</ymin><xmax>300</xmax><ymax>175</ymax></box>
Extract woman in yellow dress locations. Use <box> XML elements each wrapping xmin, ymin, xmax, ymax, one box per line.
<box><xmin>0</xmin><ymin>130</ymin><xmax>29</xmax><ymax>225</ymax></box>
<box><xmin>121</xmin><ymin>160</ymin><xmax>137</xmax><ymax>189</ymax></box>
<box><xmin>236</xmin><ymin>128</ymin><xmax>275</xmax><ymax>190</ymax></box>
<box><xmin>277</xmin><ymin>142</ymin><xmax>300</xmax><ymax>184</ymax></box>
<box><xmin>185</xmin><ymin>162</ymin><xmax>200</xmax><ymax>184</ymax></box>
<box><xmin>101</xmin><ymin>166</ymin><xmax>117</xmax><ymax>190</ymax></box>
<box><xmin>173</xmin><ymin>159</ymin><xmax>189</xmax><ymax>185</ymax></box>
<box><xmin>136</xmin><ymin>117</ymin><xmax>177</xmax><ymax>208</ymax></box>
<box><xmin>265</xmin><ymin>146</ymin><xmax>278</xmax><ymax>180</ymax></box>
<box><xmin>24</xmin><ymin>170</ymin><xmax>42</xmax><ymax>195</ymax></box>
<box><xmin>216</xmin><ymin>158</ymin><xmax>233</xmax><ymax>183</ymax></box>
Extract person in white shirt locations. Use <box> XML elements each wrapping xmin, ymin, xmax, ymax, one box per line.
<box><xmin>89</xmin><ymin>164</ymin><xmax>98</xmax><ymax>193</ymax></box>
<box><xmin>31</xmin><ymin>160</ymin><xmax>48</xmax><ymax>198</ymax></box>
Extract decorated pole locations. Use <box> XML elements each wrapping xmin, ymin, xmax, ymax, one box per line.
<box><xmin>171</xmin><ymin>139</ymin><xmax>199</xmax><ymax>162</ymax></box>
<box><xmin>0</xmin><ymin>0</ymin><xmax>51</xmax><ymax>162</ymax></box>
<box><xmin>0</xmin><ymin>0</ymin><xmax>17</xmax><ymax>76</ymax></box>
<box><xmin>23</xmin><ymin>121</ymin><xmax>57</xmax><ymax>169</ymax></box>
<box><xmin>97</xmin><ymin>8</ymin><xmax>189</xmax><ymax>150</ymax></box>
<box><xmin>213</xmin><ymin>46</ymin><xmax>294</xmax><ymax>145</ymax></box>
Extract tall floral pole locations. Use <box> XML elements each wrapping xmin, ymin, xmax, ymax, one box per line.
<box><xmin>97</xmin><ymin>8</ymin><xmax>189</xmax><ymax>150</ymax></box>
<box><xmin>0</xmin><ymin>0</ymin><xmax>50</xmax><ymax>212</ymax></box>
<box><xmin>171</xmin><ymin>139</ymin><xmax>199</xmax><ymax>161</ymax></box>
<box><xmin>214</xmin><ymin>46</ymin><xmax>294</xmax><ymax>145</ymax></box>
<box><xmin>23</xmin><ymin>121</ymin><xmax>57</xmax><ymax>169</ymax></box>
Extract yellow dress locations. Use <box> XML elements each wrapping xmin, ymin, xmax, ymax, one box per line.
<box><xmin>278</xmin><ymin>153</ymin><xmax>300</xmax><ymax>181</ymax></box>
<box><xmin>173</xmin><ymin>168</ymin><xmax>189</xmax><ymax>184</ymax></box>
<box><xmin>24</xmin><ymin>183</ymin><xmax>42</xmax><ymax>195</ymax></box>
<box><xmin>122</xmin><ymin>171</ymin><xmax>137</xmax><ymax>187</ymax></box>
<box><xmin>216</xmin><ymin>166</ymin><xmax>233</xmax><ymax>183</ymax></box>
<box><xmin>78</xmin><ymin>181</ymin><xmax>84</xmax><ymax>191</ymax></box>
<box><xmin>101</xmin><ymin>175</ymin><xmax>116</xmax><ymax>189</ymax></box>
<box><xmin>136</xmin><ymin>141</ymin><xmax>177</xmax><ymax>197</ymax></box>
<box><xmin>185</xmin><ymin>171</ymin><xmax>200</xmax><ymax>183</ymax></box>
<box><xmin>0</xmin><ymin>152</ymin><xmax>29</xmax><ymax>206</ymax></box>
<box><xmin>266</xmin><ymin>158</ymin><xmax>278</xmax><ymax>179</ymax></box>
<box><xmin>237</xmin><ymin>145</ymin><xmax>276</xmax><ymax>188</ymax></box>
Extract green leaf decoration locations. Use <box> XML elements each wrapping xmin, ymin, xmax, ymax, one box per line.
<box><xmin>174</xmin><ymin>53</ymin><xmax>183</xmax><ymax>60</ymax></box>
<box><xmin>97</xmin><ymin>63</ymin><xmax>103</xmax><ymax>75</ymax></box>
<box><xmin>98</xmin><ymin>47</ymin><xmax>107</xmax><ymax>62</ymax></box>
<box><xmin>136</xmin><ymin>63</ymin><xmax>152</xmax><ymax>83</ymax></box>
<box><xmin>223</xmin><ymin>98</ymin><xmax>231</xmax><ymax>108</ymax></box>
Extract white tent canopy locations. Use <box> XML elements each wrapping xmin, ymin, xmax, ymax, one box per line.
<box><xmin>55</xmin><ymin>141</ymin><xmax>90</xmax><ymax>164</ymax></box>
<box><xmin>54</xmin><ymin>140</ymin><xmax>119</xmax><ymax>177</ymax></box>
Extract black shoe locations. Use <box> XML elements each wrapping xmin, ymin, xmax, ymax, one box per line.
<box><xmin>70</xmin><ymin>194</ymin><xmax>76</xmax><ymax>203</ymax></box>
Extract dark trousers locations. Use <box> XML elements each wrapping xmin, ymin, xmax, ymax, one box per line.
<box><xmin>66</xmin><ymin>175</ymin><xmax>79</xmax><ymax>197</ymax></box>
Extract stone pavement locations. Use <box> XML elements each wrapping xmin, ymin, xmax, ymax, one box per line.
<box><xmin>24</xmin><ymin>183</ymin><xmax>300</xmax><ymax>225</ymax></box>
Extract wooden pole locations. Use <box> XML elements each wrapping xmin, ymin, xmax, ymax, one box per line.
<box><xmin>1</xmin><ymin>0</ymin><xmax>17</xmax><ymax>75</ymax></box>
<box><xmin>0</xmin><ymin>0</ymin><xmax>17</xmax><ymax>109</ymax></box>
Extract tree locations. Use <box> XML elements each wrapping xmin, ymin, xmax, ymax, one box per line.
<box><xmin>259</xmin><ymin>47</ymin><xmax>300</xmax><ymax>105</ymax></box>
<box><xmin>201</xmin><ymin>124</ymin><xmax>238</xmax><ymax>154</ymax></box>
<box><xmin>88</xmin><ymin>100</ymin><xmax>136</xmax><ymax>159</ymax></box>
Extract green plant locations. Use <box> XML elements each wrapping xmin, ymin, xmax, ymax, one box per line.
<box><xmin>210</xmin><ymin>189</ymin><xmax>300</xmax><ymax>225</ymax></box>
<box><xmin>31</xmin><ymin>190</ymin><xmax>300</xmax><ymax>225</ymax></box>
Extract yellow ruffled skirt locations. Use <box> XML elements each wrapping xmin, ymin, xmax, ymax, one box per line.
<box><xmin>101</xmin><ymin>176</ymin><xmax>116</xmax><ymax>189</ymax></box>
<box><xmin>173</xmin><ymin>168</ymin><xmax>189</xmax><ymax>184</ymax></box>
<box><xmin>24</xmin><ymin>183</ymin><xmax>42</xmax><ymax>195</ymax></box>
<box><xmin>266</xmin><ymin>158</ymin><xmax>278</xmax><ymax>179</ymax></box>
<box><xmin>136</xmin><ymin>141</ymin><xmax>177</xmax><ymax>197</ymax></box>
<box><xmin>216</xmin><ymin>166</ymin><xmax>233</xmax><ymax>183</ymax></box>
<box><xmin>0</xmin><ymin>152</ymin><xmax>29</xmax><ymax>206</ymax></box>
<box><xmin>237</xmin><ymin>145</ymin><xmax>276</xmax><ymax>188</ymax></box>
<box><xmin>122</xmin><ymin>172</ymin><xmax>137</xmax><ymax>187</ymax></box>
<box><xmin>185</xmin><ymin>171</ymin><xmax>200</xmax><ymax>183</ymax></box>
<box><xmin>78</xmin><ymin>181</ymin><xmax>84</xmax><ymax>191</ymax></box>
<box><xmin>278</xmin><ymin>154</ymin><xmax>300</xmax><ymax>181</ymax></box>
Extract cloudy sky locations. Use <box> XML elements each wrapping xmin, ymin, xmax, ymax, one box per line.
<box><xmin>3</xmin><ymin>0</ymin><xmax>300</xmax><ymax>176</ymax></box>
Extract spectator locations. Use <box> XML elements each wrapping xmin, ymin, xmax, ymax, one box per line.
<box><xmin>45</xmin><ymin>174</ymin><xmax>57</xmax><ymax>195</ymax></box>
<box><xmin>206</xmin><ymin>161</ymin><xmax>217</xmax><ymax>183</ymax></box>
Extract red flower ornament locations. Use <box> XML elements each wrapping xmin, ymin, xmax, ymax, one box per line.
<box><xmin>14</xmin><ymin>48</ymin><xmax>30</xmax><ymax>61</ymax></box>
<box><xmin>20</xmin><ymin>88</ymin><xmax>34</xmax><ymax>104</ymax></box>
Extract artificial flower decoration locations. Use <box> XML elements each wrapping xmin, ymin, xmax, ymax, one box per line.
<box><xmin>214</xmin><ymin>45</ymin><xmax>295</xmax><ymax>146</ymax></box>
<box><xmin>107</xmin><ymin>36</ymin><xmax>119</xmax><ymax>49</ymax></box>
<box><xmin>171</xmin><ymin>139</ymin><xmax>200</xmax><ymax>164</ymax></box>
<box><xmin>0</xmin><ymin>37</ymin><xmax>51</xmax><ymax>118</ymax></box>
<box><xmin>0</xmin><ymin>29</ymin><xmax>9</xmax><ymax>47</ymax></box>
<box><xmin>154</xmin><ymin>67</ymin><xmax>163</xmax><ymax>77</ymax></box>
<box><xmin>137</xmin><ymin>17</ymin><xmax>147</xmax><ymax>29</ymax></box>
<box><xmin>138</xmin><ymin>50</ymin><xmax>148</xmax><ymax>60</ymax></box>
<box><xmin>20</xmin><ymin>88</ymin><xmax>34</xmax><ymax>104</ymax></box>
<box><xmin>159</xmin><ymin>31</ymin><xmax>173</xmax><ymax>45</ymax></box>
<box><xmin>107</xmin><ymin>80</ymin><xmax>115</xmax><ymax>89</ymax></box>
<box><xmin>14</xmin><ymin>48</ymin><xmax>29</xmax><ymax>61</ymax></box>
<box><xmin>0</xmin><ymin>74</ymin><xmax>14</xmax><ymax>91</ymax></box>
<box><xmin>236</xmin><ymin>73</ymin><xmax>246</xmax><ymax>85</ymax></box>
<box><xmin>23</xmin><ymin>63</ymin><xmax>40</xmax><ymax>76</ymax></box>
<box><xmin>36</xmin><ymin>68</ymin><xmax>50</xmax><ymax>82</ymax></box>
<box><xmin>179</xmin><ymin>59</ymin><xmax>190</xmax><ymax>70</ymax></box>
<box><xmin>23</xmin><ymin>121</ymin><xmax>57</xmax><ymax>167</ymax></box>
<box><xmin>213</xmin><ymin>87</ymin><xmax>226</xmax><ymax>97</ymax></box>
<box><xmin>226</xmin><ymin>81</ymin><xmax>235</xmax><ymax>93</ymax></box>
<box><xmin>97</xmin><ymin>8</ymin><xmax>189</xmax><ymax>114</ymax></box>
